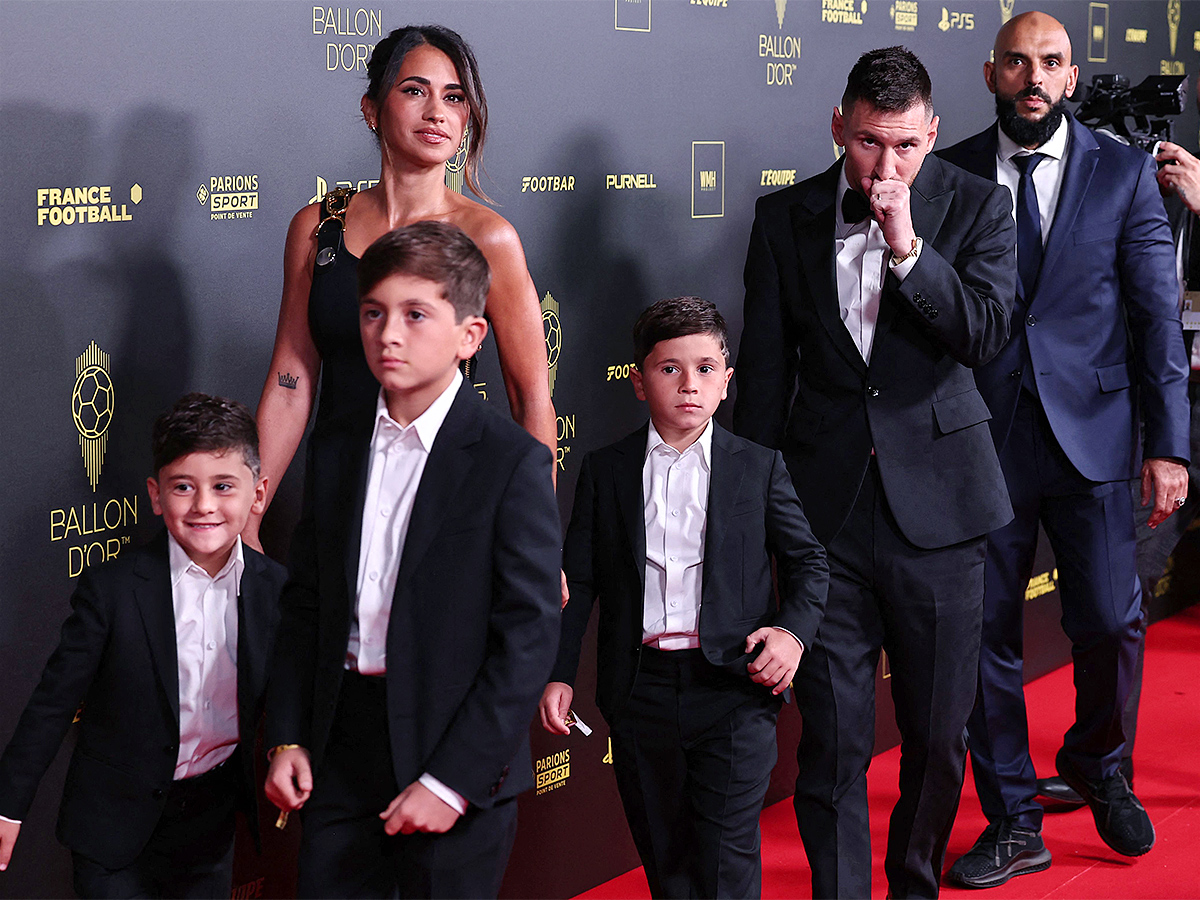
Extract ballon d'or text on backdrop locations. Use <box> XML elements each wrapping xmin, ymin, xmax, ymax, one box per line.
<box><xmin>312</xmin><ymin>5</ymin><xmax>383</xmax><ymax>72</ymax></box>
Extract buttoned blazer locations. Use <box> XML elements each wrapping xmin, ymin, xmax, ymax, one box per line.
<box><xmin>266</xmin><ymin>382</ymin><xmax>561</xmax><ymax>808</ymax></box>
<box><xmin>0</xmin><ymin>531</ymin><xmax>285</xmax><ymax>868</ymax></box>
<box><xmin>550</xmin><ymin>423</ymin><xmax>829</xmax><ymax>724</ymax></box>
<box><xmin>733</xmin><ymin>154</ymin><xmax>1015</xmax><ymax>549</ymax></box>
<box><xmin>939</xmin><ymin>116</ymin><xmax>1191</xmax><ymax>477</ymax></box>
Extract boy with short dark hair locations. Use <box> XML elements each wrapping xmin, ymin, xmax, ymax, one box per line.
<box><xmin>264</xmin><ymin>221</ymin><xmax>561</xmax><ymax>899</ymax></box>
<box><xmin>0</xmin><ymin>393</ymin><xmax>286</xmax><ymax>898</ymax></box>
<box><xmin>540</xmin><ymin>296</ymin><xmax>829</xmax><ymax>899</ymax></box>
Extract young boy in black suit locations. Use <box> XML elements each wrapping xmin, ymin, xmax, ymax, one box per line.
<box><xmin>0</xmin><ymin>393</ymin><xmax>286</xmax><ymax>898</ymax></box>
<box><xmin>540</xmin><ymin>297</ymin><xmax>829</xmax><ymax>899</ymax></box>
<box><xmin>264</xmin><ymin>221</ymin><xmax>561</xmax><ymax>899</ymax></box>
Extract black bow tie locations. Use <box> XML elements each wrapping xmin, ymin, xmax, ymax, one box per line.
<box><xmin>842</xmin><ymin>188</ymin><xmax>871</xmax><ymax>225</ymax></box>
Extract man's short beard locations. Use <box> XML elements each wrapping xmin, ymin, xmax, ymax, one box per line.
<box><xmin>996</xmin><ymin>92</ymin><xmax>1068</xmax><ymax>147</ymax></box>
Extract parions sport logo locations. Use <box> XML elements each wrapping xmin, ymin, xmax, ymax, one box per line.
<box><xmin>197</xmin><ymin>175</ymin><xmax>259</xmax><ymax>220</ymax></box>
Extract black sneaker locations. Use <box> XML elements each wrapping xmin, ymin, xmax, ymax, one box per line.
<box><xmin>1056</xmin><ymin>749</ymin><xmax>1155</xmax><ymax>856</ymax></box>
<box><xmin>945</xmin><ymin>818</ymin><xmax>1051</xmax><ymax>889</ymax></box>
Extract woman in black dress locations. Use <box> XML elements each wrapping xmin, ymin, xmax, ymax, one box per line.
<box><xmin>247</xmin><ymin>25</ymin><xmax>555</xmax><ymax>547</ymax></box>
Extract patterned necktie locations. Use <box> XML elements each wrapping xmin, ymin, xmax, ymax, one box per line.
<box><xmin>1012</xmin><ymin>152</ymin><xmax>1045</xmax><ymax>297</ymax></box>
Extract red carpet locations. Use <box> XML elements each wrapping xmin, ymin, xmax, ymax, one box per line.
<box><xmin>579</xmin><ymin>605</ymin><xmax>1200</xmax><ymax>899</ymax></box>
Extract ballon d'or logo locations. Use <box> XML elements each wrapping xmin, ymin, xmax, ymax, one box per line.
<box><xmin>72</xmin><ymin>342</ymin><xmax>114</xmax><ymax>491</ymax></box>
<box><xmin>1168</xmin><ymin>0</ymin><xmax>1181</xmax><ymax>56</ymax></box>
<box><xmin>541</xmin><ymin>291</ymin><xmax>561</xmax><ymax>399</ymax></box>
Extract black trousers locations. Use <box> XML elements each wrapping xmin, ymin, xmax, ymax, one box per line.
<box><xmin>297</xmin><ymin>672</ymin><xmax>518</xmax><ymax>900</ymax></box>
<box><xmin>72</xmin><ymin>758</ymin><xmax>237</xmax><ymax>899</ymax></box>
<box><xmin>609</xmin><ymin>647</ymin><xmax>779</xmax><ymax>900</ymax></box>
<box><xmin>970</xmin><ymin>392</ymin><xmax>1141</xmax><ymax>832</ymax></box>
<box><xmin>793</xmin><ymin>460</ymin><xmax>985</xmax><ymax>899</ymax></box>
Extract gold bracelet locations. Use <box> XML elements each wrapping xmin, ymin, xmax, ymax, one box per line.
<box><xmin>266</xmin><ymin>743</ymin><xmax>301</xmax><ymax>763</ymax></box>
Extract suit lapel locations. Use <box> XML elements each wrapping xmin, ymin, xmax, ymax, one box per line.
<box><xmin>394</xmin><ymin>383</ymin><xmax>482</xmax><ymax>588</ymax></box>
<box><xmin>791</xmin><ymin>162</ymin><xmax>869</xmax><ymax>376</ymax></box>
<box><xmin>875</xmin><ymin>157</ymin><xmax>953</xmax><ymax>349</ymax></box>
<box><xmin>950</xmin><ymin>124</ymin><xmax>1000</xmax><ymax>182</ymax></box>
<box><xmin>236</xmin><ymin>549</ymin><xmax>269</xmax><ymax>725</ymax></box>
<box><xmin>614</xmin><ymin>426</ymin><xmax>648</xmax><ymax>589</ymax></box>
<box><xmin>341</xmin><ymin>424</ymin><xmax>373</xmax><ymax>623</ymax></box>
<box><xmin>703</xmin><ymin>427</ymin><xmax>746</xmax><ymax>593</ymax></box>
<box><xmin>134</xmin><ymin>532</ymin><xmax>180</xmax><ymax>724</ymax></box>
<box><xmin>1036</xmin><ymin>115</ymin><xmax>1099</xmax><ymax>292</ymax></box>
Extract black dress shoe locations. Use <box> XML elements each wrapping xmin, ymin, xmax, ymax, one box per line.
<box><xmin>1037</xmin><ymin>776</ymin><xmax>1085</xmax><ymax>807</ymax></box>
<box><xmin>1056</xmin><ymin>749</ymin><xmax>1155</xmax><ymax>856</ymax></box>
<box><xmin>945</xmin><ymin>818</ymin><xmax>1051</xmax><ymax>889</ymax></box>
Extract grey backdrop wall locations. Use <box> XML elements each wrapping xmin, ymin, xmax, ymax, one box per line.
<box><xmin>3</xmin><ymin>1</ymin><xmax>1196</xmax><ymax>897</ymax></box>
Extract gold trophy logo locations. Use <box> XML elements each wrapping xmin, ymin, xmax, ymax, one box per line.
<box><xmin>1168</xmin><ymin>0</ymin><xmax>1182</xmax><ymax>56</ymax></box>
<box><xmin>1000</xmin><ymin>0</ymin><xmax>1015</xmax><ymax>25</ymax></box>
<box><xmin>72</xmin><ymin>342</ymin><xmax>114</xmax><ymax>491</ymax></box>
<box><xmin>775</xmin><ymin>0</ymin><xmax>787</xmax><ymax>29</ymax></box>
<box><xmin>541</xmin><ymin>291</ymin><xmax>561</xmax><ymax>398</ymax></box>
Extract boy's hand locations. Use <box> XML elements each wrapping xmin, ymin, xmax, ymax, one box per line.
<box><xmin>745</xmin><ymin>627</ymin><xmax>803</xmax><ymax>695</ymax></box>
<box><xmin>380</xmin><ymin>781</ymin><xmax>460</xmax><ymax>835</ymax></box>
<box><xmin>539</xmin><ymin>682</ymin><xmax>574</xmax><ymax>735</ymax></box>
<box><xmin>0</xmin><ymin>819</ymin><xmax>19</xmax><ymax>871</ymax></box>
<box><xmin>265</xmin><ymin>746</ymin><xmax>313</xmax><ymax>811</ymax></box>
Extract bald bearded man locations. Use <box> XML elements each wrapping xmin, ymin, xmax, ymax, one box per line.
<box><xmin>939</xmin><ymin>12</ymin><xmax>1190</xmax><ymax>888</ymax></box>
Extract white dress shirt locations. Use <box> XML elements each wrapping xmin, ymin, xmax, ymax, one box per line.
<box><xmin>168</xmin><ymin>533</ymin><xmax>242</xmax><ymax>780</ymax></box>
<box><xmin>835</xmin><ymin>168</ymin><xmax>920</xmax><ymax>363</ymax></box>
<box><xmin>350</xmin><ymin>371</ymin><xmax>468</xmax><ymax>814</ymax></box>
<box><xmin>996</xmin><ymin>116</ymin><xmax>1070</xmax><ymax>245</ymax></box>
<box><xmin>642</xmin><ymin>421</ymin><xmax>712</xmax><ymax>649</ymax></box>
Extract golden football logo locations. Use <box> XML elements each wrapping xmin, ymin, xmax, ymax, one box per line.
<box><xmin>999</xmin><ymin>0</ymin><xmax>1015</xmax><ymax>25</ymax></box>
<box><xmin>72</xmin><ymin>342</ymin><xmax>114</xmax><ymax>491</ymax></box>
<box><xmin>541</xmin><ymin>291</ymin><xmax>561</xmax><ymax>398</ymax></box>
<box><xmin>1168</xmin><ymin>0</ymin><xmax>1182</xmax><ymax>55</ymax></box>
<box><xmin>775</xmin><ymin>0</ymin><xmax>787</xmax><ymax>28</ymax></box>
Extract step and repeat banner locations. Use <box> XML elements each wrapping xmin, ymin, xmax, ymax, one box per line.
<box><xmin>2</xmin><ymin>1</ymin><xmax>1196</xmax><ymax>897</ymax></box>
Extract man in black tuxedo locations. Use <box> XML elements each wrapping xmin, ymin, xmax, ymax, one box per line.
<box><xmin>939</xmin><ymin>13</ymin><xmax>1190</xmax><ymax>887</ymax></box>
<box><xmin>733</xmin><ymin>47</ymin><xmax>1016</xmax><ymax>899</ymax></box>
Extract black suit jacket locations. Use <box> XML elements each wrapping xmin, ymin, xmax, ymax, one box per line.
<box><xmin>733</xmin><ymin>154</ymin><xmax>1016</xmax><ymax>549</ymax></box>
<box><xmin>0</xmin><ymin>532</ymin><xmax>285</xmax><ymax>868</ymax></box>
<box><xmin>550</xmin><ymin>423</ymin><xmax>829</xmax><ymax>724</ymax></box>
<box><xmin>266</xmin><ymin>382</ymin><xmax>561</xmax><ymax>808</ymax></box>
<box><xmin>940</xmin><ymin>117</ymin><xmax>1191</xmax><ymax>477</ymax></box>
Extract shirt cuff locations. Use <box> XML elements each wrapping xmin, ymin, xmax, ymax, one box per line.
<box><xmin>769</xmin><ymin>626</ymin><xmax>804</xmax><ymax>654</ymax></box>
<box><xmin>0</xmin><ymin>814</ymin><xmax>21</xmax><ymax>826</ymax></box>
<box><xmin>889</xmin><ymin>237</ymin><xmax>922</xmax><ymax>281</ymax></box>
<box><xmin>419</xmin><ymin>773</ymin><xmax>468</xmax><ymax>815</ymax></box>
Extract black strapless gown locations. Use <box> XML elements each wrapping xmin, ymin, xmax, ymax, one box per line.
<box><xmin>307</xmin><ymin>232</ymin><xmax>379</xmax><ymax>439</ymax></box>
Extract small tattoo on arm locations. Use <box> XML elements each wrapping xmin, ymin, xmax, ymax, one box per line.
<box><xmin>278</xmin><ymin>372</ymin><xmax>299</xmax><ymax>389</ymax></box>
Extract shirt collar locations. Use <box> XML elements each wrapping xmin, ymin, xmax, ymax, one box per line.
<box><xmin>645</xmin><ymin>418</ymin><xmax>713</xmax><ymax>470</ymax></box>
<box><xmin>168</xmin><ymin>531</ymin><xmax>244</xmax><ymax>588</ymax></box>
<box><xmin>997</xmin><ymin>114</ymin><xmax>1070</xmax><ymax>164</ymax></box>
<box><xmin>371</xmin><ymin>370</ymin><xmax>463</xmax><ymax>454</ymax></box>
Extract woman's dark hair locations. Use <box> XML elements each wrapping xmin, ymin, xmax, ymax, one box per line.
<box><xmin>633</xmin><ymin>297</ymin><xmax>730</xmax><ymax>369</ymax></box>
<box><xmin>366</xmin><ymin>25</ymin><xmax>490</xmax><ymax>200</ymax></box>
<box><xmin>152</xmin><ymin>393</ymin><xmax>261</xmax><ymax>478</ymax></box>
<box><xmin>842</xmin><ymin>46</ymin><xmax>933</xmax><ymax>118</ymax></box>
<box><xmin>358</xmin><ymin>221</ymin><xmax>491</xmax><ymax>322</ymax></box>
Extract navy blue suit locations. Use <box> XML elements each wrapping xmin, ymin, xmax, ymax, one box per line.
<box><xmin>940</xmin><ymin>115</ymin><xmax>1190</xmax><ymax>832</ymax></box>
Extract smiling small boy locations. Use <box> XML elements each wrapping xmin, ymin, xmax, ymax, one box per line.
<box><xmin>0</xmin><ymin>393</ymin><xmax>286</xmax><ymax>898</ymax></box>
<box><xmin>540</xmin><ymin>296</ymin><xmax>829</xmax><ymax>898</ymax></box>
